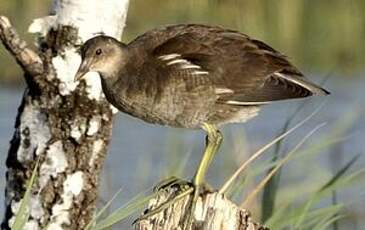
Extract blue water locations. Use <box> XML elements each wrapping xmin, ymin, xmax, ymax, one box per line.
<box><xmin>0</xmin><ymin>76</ymin><xmax>364</xmax><ymax>228</ymax></box>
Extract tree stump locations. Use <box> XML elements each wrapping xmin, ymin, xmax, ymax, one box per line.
<box><xmin>136</xmin><ymin>187</ymin><xmax>267</xmax><ymax>230</ymax></box>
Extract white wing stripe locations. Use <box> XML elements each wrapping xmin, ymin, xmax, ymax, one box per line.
<box><xmin>167</xmin><ymin>59</ymin><xmax>190</xmax><ymax>65</ymax></box>
<box><xmin>215</xmin><ymin>88</ymin><xmax>234</xmax><ymax>94</ymax></box>
<box><xmin>193</xmin><ymin>70</ymin><xmax>209</xmax><ymax>75</ymax></box>
<box><xmin>159</xmin><ymin>53</ymin><xmax>209</xmax><ymax>76</ymax></box>
<box><xmin>180</xmin><ymin>64</ymin><xmax>201</xmax><ymax>69</ymax></box>
<box><xmin>158</xmin><ymin>53</ymin><xmax>181</xmax><ymax>61</ymax></box>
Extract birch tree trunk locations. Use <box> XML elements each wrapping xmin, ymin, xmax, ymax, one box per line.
<box><xmin>0</xmin><ymin>0</ymin><xmax>129</xmax><ymax>229</ymax></box>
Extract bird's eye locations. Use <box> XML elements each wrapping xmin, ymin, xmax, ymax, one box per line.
<box><xmin>95</xmin><ymin>48</ymin><xmax>102</xmax><ymax>55</ymax></box>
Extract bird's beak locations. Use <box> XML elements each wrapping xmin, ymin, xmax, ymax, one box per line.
<box><xmin>74</xmin><ymin>60</ymin><xmax>90</xmax><ymax>82</ymax></box>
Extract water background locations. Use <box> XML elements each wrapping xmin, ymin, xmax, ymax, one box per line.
<box><xmin>0</xmin><ymin>76</ymin><xmax>364</xmax><ymax>228</ymax></box>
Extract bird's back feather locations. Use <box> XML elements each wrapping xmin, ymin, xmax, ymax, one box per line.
<box><xmin>128</xmin><ymin>24</ymin><xmax>329</xmax><ymax>106</ymax></box>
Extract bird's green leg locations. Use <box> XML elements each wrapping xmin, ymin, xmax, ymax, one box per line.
<box><xmin>194</xmin><ymin>123</ymin><xmax>222</xmax><ymax>187</ymax></box>
<box><xmin>185</xmin><ymin>123</ymin><xmax>223</xmax><ymax>227</ymax></box>
<box><xmin>135</xmin><ymin>123</ymin><xmax>222</xmax><ymax>228</ymax></box>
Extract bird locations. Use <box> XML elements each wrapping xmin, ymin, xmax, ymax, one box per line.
<box><xmin>75</xmin><ymin>24</ymin><xmax>329</xmax><ymax>224</ymax></box>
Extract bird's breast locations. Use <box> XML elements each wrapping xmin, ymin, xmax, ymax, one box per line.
<box><xmin>101</xmin><ymin>75</ymin><xmax>216</xmax><ymax>128</ymax></box>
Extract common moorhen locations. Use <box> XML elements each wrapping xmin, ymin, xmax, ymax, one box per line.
<box><xmin>75</xmin><ymin>24</ymin><xmax>329</xmax><ymax>224</ymax></box>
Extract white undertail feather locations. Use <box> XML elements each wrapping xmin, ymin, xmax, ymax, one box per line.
<box><xmin>226</xmin><ymin>101</ymin><xmax>270</xmax><ymax>105</ymax></box>
<box><xmin>218</xmin><ymin>106</ymin><xmax>260</xmax><ymax>126</ymax></box>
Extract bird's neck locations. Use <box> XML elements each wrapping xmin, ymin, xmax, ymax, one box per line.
<box><xmin>100</xmin><ymin>75</ymin><xmax>124</xmax><ymax>107</ymax></box>
<box><xmin>99</xmin><ymin>46</ymin><xmax>150</xmax><ymax>112</ymax></box>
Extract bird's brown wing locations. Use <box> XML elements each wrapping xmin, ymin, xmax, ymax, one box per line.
<box><xmin>144</xmin><ymin>33</ymin><xmax>217</xmax><ymax>93</ymax></box>
<box><xmin>146</xmin><ymin>27</ymin><xmax>329</xmax><ymax>105</ymax></box>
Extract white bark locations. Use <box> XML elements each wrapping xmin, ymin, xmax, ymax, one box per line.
<box><xmin>30</xmin><ymin>0</ymin><xmax>129</xmax><ymax>100</ymax></box>
<box><xmin>1</xmin><ymin>0</ymin><xmax>129</xmax><ymax>229</ymax></box>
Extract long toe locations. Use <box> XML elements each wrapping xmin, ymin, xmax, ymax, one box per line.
<box><xmin>135</xmin><ymin>178</ymin><xmax>195</xmax><ymax>224</ymax></box>
<box><xmin>153</xmin><ymin>176</ymin><xmax>192</xmax><ymax>193</ymax></box>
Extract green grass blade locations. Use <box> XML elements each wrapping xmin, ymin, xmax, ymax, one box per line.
<box><xmin>314</xmin><ymin>214</ymin><xmax>346</xmax><ymax>230</ymax></box>
<box><xmin>263</xmin><ymin>203</ymin><xmax>290</xmax><ymax>227</ymax></box>
<box><xmin>301</xmin><ymin>204</ymin><xmax>343</xmax><ymax>229</ymax></box>
<box><xmin>248</xmin><ymin>135</ymin><xmax>348</xmax><ymax>180</ymax></box>
<box><xmin>331</xmin><ymin>191</ymin><xmax>339</xmax><ymax>230</ymax></box>
<box><xmin>261</xmin><ymin>102</ymin><xmax>305</xmax><ymax>222</ymax></box>
<box><xmin>293</xmin><ymin>155</ymin><xmax>363</xmax><ymax>228</ymax></box>
<box><xmin>11</xmin><ymin>158</ymin><xmax>40</xmax><ymax>230</ymax></box>
<box><xmin>312</xmin><ymin>212</ymin><xmax>346</xmax><ymax>230</ymax></box>
<box><xmin>320</xmin><ymin>154</ymin><xmax>360</xmax><ymax>192</ymax></box>
<box><xmin>267</xmin><ymin>204</ymin><xmax>343</xmax><ymax>229</ymax></box>
<box><xmin>85</xmin><ymin>187</ymin><xmax>123</xmax><ymax>230</ymax></box>
<box><xmin>266</xmin><ymin>162</ymin><xmax>364</xmax><ymax>229</ymax></box>
<box><xmin>242</xmin><ymin>123</ymin><xmax>326</xmax><ymax>208</ymax></box>
<box><xmin>261</xmin><ymin>169</ymin><xmax>280</xmax><ymax>223</ymax></box>
<box><xmin>92</xmin><ymin>192</ymin><xmax>155</xmax><ymax>230</ymax></box>
<box><xmin>226</xmin><ymin>174</ymin><xmax>246</xmax><ymax>200</ymax></box>
<box><xmin>261</xmin><ymin>73</ymin><xmax>332</xmax><ymax>222</ymax></box>
<box><xmin>220</xmin><ymin>102</ymin><xmax>326</xmax><ymax>193</ymax></box>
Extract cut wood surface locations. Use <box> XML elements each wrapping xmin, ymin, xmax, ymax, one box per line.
<box><xmin>136</xmin><ymin>187</ymin><xmax>267</xmax><ymax>230</ymax></box>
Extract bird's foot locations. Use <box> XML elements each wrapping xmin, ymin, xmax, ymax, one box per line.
<box><xmin>134</xmin><ymin>177</ymin><xmax>213</xmax><ymax>228</ymax></box>
<box><xmin>153</xmin><ymin>176</ymin><xmax>191</xmax><ymax>192</ymax></box>
<box><xmin>134</xmin><ymin>177</ymin><xmax>194</xmax><ymax>225</ymax></box>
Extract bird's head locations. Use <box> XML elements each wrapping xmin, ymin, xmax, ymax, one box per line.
<box><xmin>75</xmin><ymin>35</ymin><xmax>127</xmax><ymax>81</ymax></box>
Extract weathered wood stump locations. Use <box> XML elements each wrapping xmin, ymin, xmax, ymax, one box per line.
<box><xmin>136</xmin><ymin>187</ymin><xmax>267</xmax><ymax>230</ymax></box>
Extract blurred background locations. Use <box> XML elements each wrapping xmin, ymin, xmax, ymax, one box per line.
<box><xmin>0</xmin><ymin>0</ymin><xmax>364</xmax><ymax>229</ymax></box>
